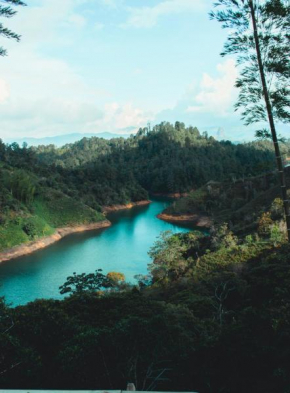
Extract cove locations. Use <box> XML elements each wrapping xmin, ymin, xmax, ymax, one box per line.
<box><xmin>0</xmin><ymin>198</ymin><xmax>201</xmax><ymax>306</ymax></box>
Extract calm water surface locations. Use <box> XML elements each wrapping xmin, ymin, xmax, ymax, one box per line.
<box><xmin>0</xmin><ymin>198</ymin><xmax>200</xmax><ymax>306</ymax></box>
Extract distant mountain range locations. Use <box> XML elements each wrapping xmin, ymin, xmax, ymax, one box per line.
<box><xmin>4</xmin><ymin>132</ymin><xmax>130</xmax><ymax>147</ymax></box>
<box><xmin>4</xmin><ymin>128</ymin><xmax>245</xmax><ymax>148</ymax></box>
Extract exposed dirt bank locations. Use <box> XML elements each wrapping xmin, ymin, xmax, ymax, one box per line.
<box><xmin>0</xmin><ymin>220</ymin><xmax>111</xmax><ymax>264</ymax></box>
<box><xmin>157</xmin><ymin>213</ymin><xmax>212</xmax><ymax>228</ymax></box>
<box><xmin>103</xmin><ymin>200</ymin><xmax>151</xmax><ymax>213</ymax></box>
<box><xmin>0</xmin><ymin>201</ymin><xmax>152</xmax><ymax>263</ymax></box>
<box><xmin>151</xmin><ymin>191</ymin><xmax>193</xmax><ymax>199</ymax></box>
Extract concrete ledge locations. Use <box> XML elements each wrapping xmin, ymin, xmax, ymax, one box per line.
<box><xmin>1</xmin><ymin>390</ymin><xmax>198</xmax><ymax>393</ymax></box>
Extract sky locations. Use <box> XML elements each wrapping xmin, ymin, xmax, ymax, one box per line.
<box><xmin>0</xmin><ymin>0</ymin><xmax>288</xmax><ymax>142</ymax></box>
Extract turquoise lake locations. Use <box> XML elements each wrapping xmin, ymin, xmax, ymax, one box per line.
<box><xmin>0</xmin><ymin>198</ymin><xmax>200</xmax><ymax>306</ymax></box>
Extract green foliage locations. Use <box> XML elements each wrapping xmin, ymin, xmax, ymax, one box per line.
<box><xmin>0</xmin><ymin>215</ymin><xmax>55</xmax><ymax>251</ymax></box>
<box><xmin>148</xmin><ymin>231</ymin><xmax>206</xmax><ymax>282</ymax></box>
<box><xmin>210</xmin><ymin>223</ymin><xmax>238</xmax><ymax>250</ymax></box>
<box><xmin>148</xmin><ymin>231</ymin><xmax>189</xmax><ymax>281</ymax></box>
<box><xmin>245</xmin><ymin>234</ymin><xmax>254</xmax><ymax>244</ymax></box>
<box><xmin>164</xmin><ymin>167</ymin><xmax>290</xmax><ymax>235</ymax></box>
<box><xmin>0</xmin><ymin>221</ymin><xmax>29</xmax><ymax>251</ymax></box>
<box><xmin>33</xmin><ymin>123</ymin><xmax>278</xmax><ymax>197</ymax></box>
<box><xmin>210</xmin><ymin>0</ymin><xmax>290</xmax><ymax>125</ymax></box>
<box><xmin>1</xmin><ymin>126</ymin><xmax>283</xmax><ymax>209</ymax></box>
<box><xmin>8</xmin><ymin>170</ymin><xmax>36</xmax><ymax>204</ymax></box>
<box><xmin>0</xmin><ymin>0</ymin><xmax>26</xmax><ymax>56</ymax></box>
<box><xmin>210</xmin><ymin>0</ymin><xmax>290</xmax><ymax>241</ymax></box>
<box><xmin>271</xmin><ymin>197</ymin><xmax>284</xmax><ymax>219</ymax></box>
<box><xmin>1</xmin><ymin>239</ymin><xmax>290</xmax><ymax>392</ymax></box>
<box><xmin>255</xmin><ymin>128</ymin><xmax>286</xmax><ymax>143</ymax></box>
<box><xmin>33</xmin><ymin>190</ymin><xmax>104</xmax><ymax>228</ymax></box>
<box><xmin>270</xmin><ymin>223</ymin><xmax>284</xmax><ymax>245</ymax></box>
<box><xmin>59</xmin><ymin>270</ymin><xmax>113</xmax><ymax>295</ymax></box>
<box><xmin>22</xmin><ymin>220</ymin><xmax>37</xmax><ymax>239</ymax></box>
<box><xmin>258</xmin><ymin>211</ymin><xmax>274</xmax><ymax>237</ymax></box>
<box><xmin>0</xmin><ymin>165</ymin><xmax>105</xmax><ymax>251</ymax></box>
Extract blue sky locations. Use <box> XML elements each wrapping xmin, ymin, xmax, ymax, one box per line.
<box><xmin>0</xmin><ymin>0</ymin><xmax>288</xmax><ymax>141</ymax></box>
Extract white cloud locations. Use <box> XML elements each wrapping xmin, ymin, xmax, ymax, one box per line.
<box><xmin>0</xmin><ymin>98</ymin><xmax>104</xmax><ymax>136</ymax></box>
<box><xmin>0</xmin><ymin>0</ymin><xmax>243</xmax><ymax>141</ymax></box>
<box><xmin>5</xmin><ymin>0</ymin><xmax>81</xmax><ymax>46</ymax></box>
<box><xmin>99</xmin><ymin>0</ymin><xmax>119</xmax><ymax>8</ymax></box>
<box><xmin>67</xmin><ymin>14</ymin><xmax>87</xmax><ymax>29</ymax></box>
<box><xmin>0</xmin><ymin>96</ymin><xmax>152</xmax><ymax>138</ymax></box>
<box><xmin>122</xmin><ymin>0</ymin><xmax>205</xmax><ymax>28</ymax></box>
<box><xmin>154</xmin><ymin>59</ymin><xmax>243</xmax><ymax>138</ymax></box>
<box><xmin>0</xmin><ymin>0</ymin><xmax>153</xmax><ymax>136</ymax></box>
<box><xmin>94</xmin><ymin>22</ymin><xmax>105</xmax><ymax>30</ymax></box>
<box><xmin>186</xmin><ymin>59</ymin><xmax>238</xmax><ymax>116</ymax></box>
<box><xmin>0</xmin><ymin>79</ymin><xmax>9</xmax><ymax>103</ymax></box>
<box><xmin>133</xmin><ymin>68</ymin><xmax>143</xmax><ymax>75</ymax></box>
<box><xmin>0</xmin><ymin>0</ymin><xmax>114</xmax><ymax>139</ymax></box>
<box><xmin>90</xmin><ymin>102</ymin><xmax>152</xmax><ymax>133</ymax></box>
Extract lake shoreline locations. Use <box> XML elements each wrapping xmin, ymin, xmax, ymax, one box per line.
<box><xmin>151</xmin><ymin>192</ymin><xmax>193</xmax><ymax>199</ymax></box>
<box><xmin>0</xmin><ymin>220</ymin><xmax>112</xmax><ymax>264</ymax></box>
<box><xmin>157</xmin><ymin>212</ymin><xmax>212</xmax><ymax>228</ymax></box>
<box><xmin>102</xmin><ymin>200</ymin><xmax>151</xmax><ymax>213</ymax></box>
<box><xmin>0</xmin><ymin>198</ymin><xmax>192</xmax><ymax>305</ymax></box>
<box><xmin>0</xmin><ymin>200</ymin><xmax>152</xmax><ymax>264</ymax></box>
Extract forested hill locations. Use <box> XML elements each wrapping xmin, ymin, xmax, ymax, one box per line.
<box><xmin>0</xmin><ymin>121</ymin><xmax>286</xmax><ymax>252</ymax></box>
<box><xmin>34</xmin><ymin>122</ymin><xmax>278</xmax><ymax>195</ymax></box>
<box><xmin>1</xmin><ymin>122</ymin><xmax>285</xmax><ymax>210</ymax></box>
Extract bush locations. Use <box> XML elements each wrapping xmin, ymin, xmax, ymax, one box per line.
<box><xmin>270</xmin><ymin>198</ymin><xmax>284</xmax><ymax>220</ymax></box>
<box><xmin>258</xmin><ymin>212</ymin><xmax>273</xmax><ymax>238</ymax></box>
<box><xmin>22</xmin><ymin>221</ymin><xmax>37</xmax><ymax>239</ymax></box>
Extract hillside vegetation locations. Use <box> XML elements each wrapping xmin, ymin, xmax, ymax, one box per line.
<box><xmin>163</xmin><ymin>167</ymin><xmax>290</xmax><ymax>235</ymax></box>
<box><xmin>34</xmin><ymin>122</ymin><xmax>279</xmax><ymax>196</ymax></box>
<box><xmin>0</xmin><ymin>165</ymin><xmax>104</xmax><ymax>251</ymax></box>
<box><xmin>0</xmin><ymin>122</ymin><xmax>288</xmax><ymax>252</ymax></box>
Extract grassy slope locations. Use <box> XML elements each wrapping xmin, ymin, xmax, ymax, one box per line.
<box><xmin>0</xmin><ymin>187</ymin><xmax>105</xmax><ymax>252</ymax></box>
<box><xmin>33</xmin><ymin>189</ymin><xmax>104</xmax><ymax>227</ymax></box>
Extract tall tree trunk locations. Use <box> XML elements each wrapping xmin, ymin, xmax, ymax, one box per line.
<box><xmin>249</xmin><ymin>0</ymin><xmax>290</xmax><ymax>242</ymax></box>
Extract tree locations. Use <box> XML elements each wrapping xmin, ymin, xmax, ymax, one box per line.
<box><xmin>0</xmin><ymin>0</ymin><xmax>26</xmax><ymax>56</ymax></box>
<box><xmin>59</xmin><ymin>269</ymin><xmax>112</xmax><ymax>295</ymax></box>
<box><xmin>258</xmin><ymin>211</ymin><xmax>274</xmax><ymax>237</ymax></box>
<box><xmin>148</xmin><ymin>231</ymin><xmax>188</xmax><ymax>281</ymax></box>
<box><xmin>210</xmin><ymin>222</ymin><xmax>238</xmax><ymax>250</ymax></box>
<box><xmin>210</xmin><ymin>0</ymin><xmax>290</xmax><ymax>241</ymax></box>
<box><xmin>9</xmin><ymin>170</ymin><xmax>36</xmax><ymax>204</ymax></box>
<box><xmin>106</xmin><ymin>271</ymin><xmax>125</xmax><ymax>285</ymax></box>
